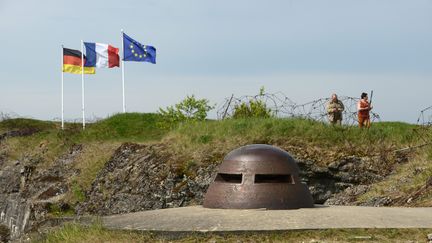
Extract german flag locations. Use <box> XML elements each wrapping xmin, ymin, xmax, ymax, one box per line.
<box><xmin>63</xmin><ymin>48</ymin><xmax>95</xmax><ymax>74</ymax></box>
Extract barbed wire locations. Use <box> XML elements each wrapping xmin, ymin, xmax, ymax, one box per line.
<box><xmin>413</xmin><ymin>105</ymin><xmax>432</xmax><ymax>143</ymax></box>
<box><xmin>217</xmin><ymin>92</ymin><xmax>297</xmax><ymax>119</ymax></box>
<box><xmin>217</xmin><ymin>92</ymin><xmax>381</xmax><ymax>125</ymax></box>
<box><xmin>416</xmin><ymin>105</ymin><xmax>432</xmax><ymax>126</ymax></box>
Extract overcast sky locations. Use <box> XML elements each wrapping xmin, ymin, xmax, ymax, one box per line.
<box><xmin>0</xmin><ymin>0</ymin><xmax>431</xmax><ymax>123</ymax></box>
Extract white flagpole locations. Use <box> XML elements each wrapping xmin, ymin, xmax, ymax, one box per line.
<box><xmin>81</xmin><ymin>40</ymin><xmax>86</xmax><ymax>129</ymax></box>
<box><xmin>121</xmin><ymin>29</ymin><xmax>126</xmax><ymax>113</ymax></box>
<box><xmin>61</xmin><ymin>45</ymin><xmax>64</xmax><ymax>130</ymax></box>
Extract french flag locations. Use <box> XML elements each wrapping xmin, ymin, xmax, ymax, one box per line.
<box><xmin>84</xmin><ymin>42</ymin><xmax>120</xmax><ymax>68</ymax></box>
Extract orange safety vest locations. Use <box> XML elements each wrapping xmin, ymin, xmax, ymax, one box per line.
<box><xmin>358</xmin><ymin>100</ymin><xmax>370</xmax><ymax>118</ymax></box>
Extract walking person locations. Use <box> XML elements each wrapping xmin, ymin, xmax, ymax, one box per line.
<box><xmin>357</xmin><ymin>92</ymin><xmax>373</xmax><ymax>128</ymax></box>
<box><xmin>326</xmin><ymin>93</ymin><xmax>345</xmax><ymax>125</ymax></box>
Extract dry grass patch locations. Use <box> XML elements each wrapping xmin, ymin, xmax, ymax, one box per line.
<box><xmin>73</xmin><ymin>142</ymin><xmax>120</xmax><ymax>191</ymax></box>
<box><xmin>1</xmin><ymin>133</ymin><xmax>70</xmax><ymax>168</ymax></box>
<box><xmin>358</xmin><ymin>148</ymin><xmax>432</xmax><ymax>206</ymax></box>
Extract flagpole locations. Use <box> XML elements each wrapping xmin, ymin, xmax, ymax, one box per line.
<box><xmin>81</xmin><ymin>40</ymin><xmax>86</xmax><ymax>129</ymax></box>
<box><xmin>121</xmin><ymin>29</ymin><xmax>125</xmax><ymax>113</ymax></box>
<box><xmin>61</xmin><ymin>45</ymin><xmax>64</xmax><ymax>130</ymax></box>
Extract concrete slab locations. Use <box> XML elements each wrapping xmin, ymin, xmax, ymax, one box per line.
<box><xmin>101</xmin><ymin>205</ymin><xmax>432</xmax><ymax>232</ymax></box>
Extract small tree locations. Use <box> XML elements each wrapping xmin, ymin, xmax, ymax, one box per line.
<box><xmin>158</xmin><ymin>95</ymin><xmax>214</xmax><ymax>124</ymax></box>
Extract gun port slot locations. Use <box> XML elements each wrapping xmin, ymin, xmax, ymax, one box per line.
<box><xmin>254</xmin><ymin>174</ymin><xmax>293</xmax><ymax>184</ymax></box>
<box><xmin>215</xmin><ymin>173</ymin><xmax>242</xmax><ymax>184</ymax></box>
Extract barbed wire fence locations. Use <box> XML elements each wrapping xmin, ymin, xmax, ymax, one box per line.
<box><xmin>217</xmin><ymin>92</ymin><xmax>381</xmax><ymax>126</ymax></box>
<box><xmin>413</xmin><ymin>105</ymin><xmax>432</xmax><ymax>144</ymax></box>
<box><xmin>416</xmin><ymin>106</ymin><xmax>432</xmax><ymax>126</ymax></box>
<box><xmin>217</xmin><ymin>92</ymin><xmax>297</xmax><ymax>119</ymax></box>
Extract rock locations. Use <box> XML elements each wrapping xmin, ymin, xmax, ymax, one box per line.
<box><xmin>0</xmin><ymin>224</ymin><xmax>11</xmax><ymax>243</ymax></box>
<box><xmin>360</xmin><ymin>196</ymin><xmax>393</xmax><ymax>207</ymax></box>
<box><xmin>325</xmin><ymin>185</ymin><xmax>369</xmax><ymax>205</ymax></box>
<box><xmin>0</xmin><ymin>166</ymin><xmax>20</xmax><ymax>193</ymax></box>
<box><xmin>77</xmin><ymin>143</ymin><xmax>219</xmax><ymax>215</ymax></box>
<box><xmin>414</xmin><ymin>167</ymin><xmax>424</xmax><ymax>175</ymax></box>
<box><xmin>0</xmin><ymin>144</ymin><xmax>83</xmax><ymax>240</ymax></box>
<box><xmin>353</xmin><ymin>236</ymin><xmax>372</xmax><ymax>240</ymax></box>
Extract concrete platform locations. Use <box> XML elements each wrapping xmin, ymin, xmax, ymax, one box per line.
<box><xmin>101</xmin><ymin>205</ymin><xmax>432</xmax><ymax>232</ymax></box>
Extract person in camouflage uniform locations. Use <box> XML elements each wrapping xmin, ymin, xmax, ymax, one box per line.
<box><xmin>326</xmin><ymin>94</ymin><xmax>345</xmax><ymax>125</ymax></box>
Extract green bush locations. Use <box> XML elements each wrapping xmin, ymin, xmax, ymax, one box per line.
<box><xmin>232</xmin><ymin>87</ymin><xmax>274</xmax><ymax>119</ymax></box>
<box><xmin>158</xmin><ymin>95</ymin><xmax>214</xmax><ymax>127</ymax></box>
<box><xmin>233</xmin><ymin>99</ymin><xmax>273</xmax><ymax>119</ymax></box>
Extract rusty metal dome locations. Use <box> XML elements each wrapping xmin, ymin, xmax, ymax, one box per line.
<box><xmin>203</xmin><ymin>144</ymin><xmax>314</xmax><ymax>209</ymax></box>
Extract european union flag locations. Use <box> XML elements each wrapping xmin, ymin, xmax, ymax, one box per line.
<box><xmin>123</xmin><ymin>33</ymin><xmax>156</xmax><ymax>64</ymax></box>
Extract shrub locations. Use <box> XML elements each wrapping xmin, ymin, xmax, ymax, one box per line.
<box><xmin>232</xmin><ymin>88</ymin><xmax>273</xmax><ymax>119</ymax></box>
<box><xmin>158</xmin><ymin>95</ymin><xmax>214</xmax><ymax>127</ymax></box>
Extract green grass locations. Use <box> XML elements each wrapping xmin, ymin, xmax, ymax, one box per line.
<box><xmin>77</xmin><ymin>113</ymin><xmax>168</xmax><ymax>142</ymax></box>
<box><xmin>47</xmin><ymin>203</ymin><xmax>75</xmax><ymax>217</ymax></box>
<box><xmin>163</xmin><ymin>118</ymin><xmax>424</xmax><ymax>166</ymax></box>
<box><xmin>35</xmin><ymin>223</ymin><xmax>432</xmax><ymax>243</ymax></box>
<box><xmin>1</xmin><ymin>113</ymin><xmax>168</xmax><ymax>143</ymax></box>
<box><xmin>169</xmin><ymin>118</ymin><xmax>419</xmax><ymax>148</ymax></box>
<box><xmin>0</xmin><ymin>113</ymin><xmax>167</xmax><ymax>164</ymax></box>
<box><xmin>0</xmin><ymin>118</ymin><xmax>56</xmax><ymax>130</ymax></box>
<box><xmin>0</xmin><ymin>118</ymin><xmax>56</xmax><ymax>134</ymax></box>
<box><xmin>1</xmin><ymin>114</ymin><xmax>421</xmax><ymax>147</ymax></box>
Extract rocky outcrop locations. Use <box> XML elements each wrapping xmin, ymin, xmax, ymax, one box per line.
<box><xmin>0</xmin><ymin>145</ymin><xmax>82</xmax><ymax>239</ymax></box>
<box><xmin>0</xmin><ymin>194</ymin><xmax>30</xmax><ymax>239</ymax></box>
<box><xmin>78</xmin><ymin>143</ymin><xmax>217</xmax><ymax>215</ymax></box>
<box><xmin>0</xmin><ymin>158</ymin><xmax>31</xmax><ymax>240</ymax></box>
<box><xmin>79</xmin><ymin>143</ymin><xmax>386</xmax><ymax>215</ymax></box>
<box><xmin>298</xmin><ymin>156</ymin><xmax>384</xmax><ymax>204</ymax></box>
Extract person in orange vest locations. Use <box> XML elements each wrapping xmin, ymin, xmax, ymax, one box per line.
<box><xmin>357</xmin><ymin>92</ymin><xmax>373</xmax><ymax>128</ymax></box>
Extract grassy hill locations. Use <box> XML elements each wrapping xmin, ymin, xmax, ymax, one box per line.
<box><xmin>1</xmin><ymin>113</ymin><xmax>430</xmax><ymax>205</ymax></box>
<box><xmin>1</xmin><ymin>113</ymin><xmax>431</xmax><ymax>241</ymax></box>
<box><xmin>1</xmin><ymin>113</ymin><xmax>425</xmax><ymax>175</ymax></box>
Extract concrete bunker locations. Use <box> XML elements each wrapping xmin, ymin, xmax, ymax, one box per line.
<box><xmin>203</xmin><ymin>144</ymin><xmax>314</xmax><ymax>209</ymax></box>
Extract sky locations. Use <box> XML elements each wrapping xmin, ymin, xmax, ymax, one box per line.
<box><xmin>0</xmin><ymin>0</ymin><xmax>431</xmax><ymax>123</ymax></box>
